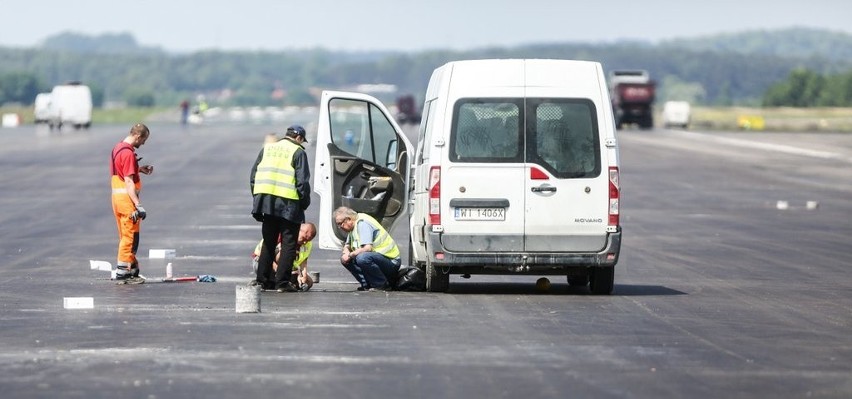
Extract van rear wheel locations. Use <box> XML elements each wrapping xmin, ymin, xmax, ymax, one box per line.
<box><xmin>589</xmin><ymin>267</ymin><xmax>614</xmax><ymax>295</ymax></box>
<box><xmin>425</xmin><ymin>259</ymin><xmax>449</xmax><ymax>292</ymax></box>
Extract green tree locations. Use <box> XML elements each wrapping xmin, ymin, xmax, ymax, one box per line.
<box><xmin>763</xmin><ymin>69</ymin><xmax>852</xmax><ymax>107</ymax></box>
<box><xmin>0</xmin><ymin>71</ymin><xmax>42</xmax><ymax>104</ymax></box>
<box><xmin>124</xmin><ymin>88</ymin><xmax>155</xmax><ymax>107</ymax></box>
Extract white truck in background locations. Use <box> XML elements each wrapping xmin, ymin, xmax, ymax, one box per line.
<box><xmin>47</xmin><ymin>82</ymin><xmax>92</xmax><ymax>130</ymax></box>
<box><xmin>33</xmin><ymin>93</ymin><xmax>52</xmax><ymax>124</ymax></box>
<box><xmin>662</xmin><ymin>101</ymin><xmax>691</xmax><ymax>129</ymax></box>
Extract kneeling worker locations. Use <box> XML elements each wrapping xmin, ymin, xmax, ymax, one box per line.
<box><xmin>335</xmin><ymin>206</ymin><xmax>401</xmax><ymax>291</ymax></box>
<box><xmin>251</xmin><ymin>222</ymin><xmax>317</xmax><ymax>291</ymax></box>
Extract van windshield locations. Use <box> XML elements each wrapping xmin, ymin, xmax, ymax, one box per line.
<box><xmin>449</xmin><ymin>98</ymin><xmax>600</xmax><ymax>178</ymax></box>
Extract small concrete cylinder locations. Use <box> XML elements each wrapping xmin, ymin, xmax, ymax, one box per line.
<box><xmin>235</xmin><ymin>285</ymin><xmax>261</xmax><ymax>313</ymax></box>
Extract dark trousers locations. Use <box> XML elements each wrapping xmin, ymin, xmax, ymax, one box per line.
<box><xmin>256</xmin><ymin>215</ymin><xmax>300</xmax><ymax>290</ymax></box>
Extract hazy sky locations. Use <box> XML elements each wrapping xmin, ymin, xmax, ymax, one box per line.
<box><xmin>2</xmin><ymin>0</ymin><xmax>850</xmax><ymax>52</ymax></box>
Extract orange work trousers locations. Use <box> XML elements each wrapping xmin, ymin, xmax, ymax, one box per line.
<box><xmin>111</xmin><ymin>176</ymin><xmax>141</xmax><ymax>268</ymax></box>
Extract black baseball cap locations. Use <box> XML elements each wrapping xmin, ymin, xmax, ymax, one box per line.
<box><xmin>286</xmin><ymin>125</ymin><xmax>308</xmax><ymax>142</ymax></box>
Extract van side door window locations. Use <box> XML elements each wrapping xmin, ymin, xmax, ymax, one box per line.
<box><xmin>329</xmin><ymin>99</ymin><xmax>400</xmax><ymax>170</ymax></box>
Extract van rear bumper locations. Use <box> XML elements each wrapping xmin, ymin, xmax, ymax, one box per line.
<box><xmin>425</xmin><ymin>231</ymin><xmax>621</xmax><ymax>271</ymax></box>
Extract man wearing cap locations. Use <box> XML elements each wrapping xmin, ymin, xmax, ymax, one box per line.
<box><xmin>250</xmin><ymin>125</ymin><xmax>311</xmax><ymax>292</ymax></box>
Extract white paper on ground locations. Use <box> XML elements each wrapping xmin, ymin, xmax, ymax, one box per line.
<box><xmin>64</xmin><ymin>297</ymin><xmax>94</xmax><ymax>309</ymax></box>
<box><xmin>89</xmin><ymin>260</ymin><xmax>112</xmax><ymax>271</ymax></box>
<box><xmin>148</xmin><ymin>249</ymin><xmax>176</xmax><ymax>259</ymax></box>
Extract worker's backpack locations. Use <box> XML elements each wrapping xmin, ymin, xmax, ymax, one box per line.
<box><xmin>394</xmin><ymin>266</ymin><xmax>426</xmax><ymax>291</ymax></box>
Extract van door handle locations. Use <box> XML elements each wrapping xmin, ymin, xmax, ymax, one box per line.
<box><xmin>531</xmin><ymin>185</ymin><xmax>557</xmax><ymax>193</ymax></box>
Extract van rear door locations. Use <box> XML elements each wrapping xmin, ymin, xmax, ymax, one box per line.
<box><xmin>441</xmin><ymin>98</ymin><xmax>526</xmax><ymax>252</ymax></box>
<box><xmin>313</xmin><ymin>91</ymin><xmax>413</xmax><ymax>250</ymax></box>
<box><xmin>523</xmin><ymin>98</ymin><xmax>609</xmax><ymax>252</ymax></box>
<box><xmin>522</xmin><ymin>60</ymin><xmax>611</xmax><ymax>252</ymax></box>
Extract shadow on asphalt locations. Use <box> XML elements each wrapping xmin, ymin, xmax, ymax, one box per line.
<box><xmin>442</xmin><ymin>283</ymin><xmax>687</xmax><ymax>296</ymax></box>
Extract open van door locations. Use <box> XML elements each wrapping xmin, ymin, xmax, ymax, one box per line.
<box><xmin>313</xmin><ymin>91</ymin><xmax>414</xmax><ymax>250</ymax></box>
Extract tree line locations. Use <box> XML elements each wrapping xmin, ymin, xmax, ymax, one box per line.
<box><xmin>1</xmin><ymin>28</ymin><xmax>851</xmax><ymax>108</ymax></box>
<box><xmin>763</xmin><ymin>69</ymin><xmax>852</xmax><ymax>107</ymax></box>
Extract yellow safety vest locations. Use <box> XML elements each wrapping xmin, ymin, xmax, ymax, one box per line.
<box><xmin>253</xmin><ymin>139</ymin><xmax>300</xmax><ymax>199</ymax></box>
<box><xmin>295</xmin><ymin>240</ymin><xmax>313</xmax><ymax>269</ymax></box>
<box><xmin>350</xmin><ymin>213</ymin><xmax>400</xmax><ymax>259</ymax></box>
<box><xmin>253</xmin><ymin>239</ymin><xmax>312</xmax><ymax>271</ymax></box>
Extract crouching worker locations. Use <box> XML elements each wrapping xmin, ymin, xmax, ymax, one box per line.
<box><xmin>335</xmin><ymin>206</ymin><xmax>401</xmax><ymax>291</ymax></box>
<box><xmin>251</xmin><ymin>223</ymin><xmax>317</xmax><ymax>291</ymax></box>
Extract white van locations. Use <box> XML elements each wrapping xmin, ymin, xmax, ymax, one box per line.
<box><xmin>662</xmin><ymin>100</ymin><xmax>691</xmax><ymax>129</ymax></box>
<box><xmin>313</xmin><ymin>59</ymin><xmax>622</xmax><ymax>294</ymax></box>
<box><xmin>33</xmin><ymin>93</ymin><xmax>52</xmax><ymax>124</ymax></box>
<box><xmin>47</xmin><ymin>82</ymin><xmax>93</xmax><ymax>130</ymax></box>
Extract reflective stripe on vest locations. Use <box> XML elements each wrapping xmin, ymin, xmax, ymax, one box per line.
<box><xmin>111</xmin><ymin>175</ymin><xmax>141</xmax><ymax>196</ymax></box>
<box><xmin>253</xmin><ymin>140</ymin><xmax>300</xmax><ymax>199</ymax></box>
<box><xmin>350</xmin><ymin>213</ymin><xmax>400</xmax><ymax>259</ymax></box>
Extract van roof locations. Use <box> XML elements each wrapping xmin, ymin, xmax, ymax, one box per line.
<box><xmin>427</xmin><ymin>59</ymin><xmax>605</xmax><ymax>100</ymax></box>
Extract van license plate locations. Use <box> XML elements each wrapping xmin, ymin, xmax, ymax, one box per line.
<box><xmin>454</xmin><ymin>207</ymin><xmax>505</xmax><ymax>221</ymax></box>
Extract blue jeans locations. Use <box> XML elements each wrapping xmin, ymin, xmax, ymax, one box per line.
<box><xmin>342</xmin><ymin>252</ymin><xmax>401</xmax><ymax>289</ymax></box>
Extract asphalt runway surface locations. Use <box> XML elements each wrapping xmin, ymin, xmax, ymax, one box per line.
<box><xmin>1</xmin><ymin>121</ymin><xmax>851</xmax><ymax>398</ymax></box>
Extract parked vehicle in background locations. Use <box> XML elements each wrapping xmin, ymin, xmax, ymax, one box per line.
<box><xmin>47</xmin><ymin>82</ymin><xmax>92</xmax><ymax>130</ymax></box>
<box><xmin>313</xmin><ymin>59</ymin><xmax>622</xmax><ymax>295</ymax></box>
<box><xmin>609</xmin><ymin>70</ymin><xmax>655</xmax><ymax>129</ymax></box>
<box><xmin>395</xmin><ymin>95</ymin><xmax>421</xmax><ymax>124</ymax></box>
<box><xmin>33</xmin><ymin>93</ymin><xmax>52</xmax><ymax>124</ymax></box>
<box><xmin>662</xmin><ymin>101</ymin><xmax>691</xmax><ymax>129</ymax></box>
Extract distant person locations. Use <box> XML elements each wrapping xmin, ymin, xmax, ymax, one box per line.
<box><xmin>250</xmin><ymin>223</ymin><xmax>317</xmax><ymax>291</ymax></box>
<box><xmin>110</xmin><ymin>123</ymin><xmax>154</xmax><ymax>284</ymax></box>
<box><xmin>335</xmin><ymin>206</ymin><xmax>401</xmax><ymax>291</ymax></box>
<box><xmin>180</xmin><ymin>99</ymin><xmax>189</xmax><ymax>125</ymax></box>
<box><xmin>194</xmin><ymin>95</ymin><xmax>208</xmax><ymax>115</ymax></box>
<box><xmin>249</xmin><ymin>125</ymin><xmax>311</xmax><ymax>292</ymax></box>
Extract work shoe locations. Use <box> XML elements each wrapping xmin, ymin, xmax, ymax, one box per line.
<box><xmin>115</xmin><ymin>275</ymin><xmax>145</xmax><ymax>285</ymax></box>
<box><xmin>276</xmin><ymin>282</ymin><xmax>298</xmax><ymax>293</ymax></box>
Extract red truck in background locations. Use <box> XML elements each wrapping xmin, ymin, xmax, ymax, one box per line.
<box><xmin>395</xmin><ymin>95</ymin><xmax>421</xmax><ymax>124</ymax></box>
<box><xmin>609</xmin><ymin>70</ymin><xmax>655</xmax><ymax>129</ymax></box>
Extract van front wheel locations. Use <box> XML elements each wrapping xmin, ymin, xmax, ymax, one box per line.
<box><xmin>425</xmin><ymin>259</ymin><xmax>449</xmax><ymax>292</ymax></box>
<box><xmin>589</xmin><ymin>267</ymin><xmax>614</xmax><ymax>295</ymax></box>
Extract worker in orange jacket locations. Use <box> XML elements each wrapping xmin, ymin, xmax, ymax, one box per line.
<box><xmin>110</xmin><ymin>123</ymin><xmax>153</xmax><ymax>283</ymax></box>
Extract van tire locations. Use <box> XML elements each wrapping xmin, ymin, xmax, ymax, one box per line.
<box><xmin>425</xmin><ymin>259</ymin><xmax>449</xmax><ymax>292</ymax></box>
<box><xmin>589</xmin><ymin>267</ymin><xmax>614</xmax><ymax>295</ymax></box>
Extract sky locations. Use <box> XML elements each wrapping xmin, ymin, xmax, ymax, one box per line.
<box><xmin>1</xmin><ymin>0</ymin><xmax>851</xmax><ymax>52</ymax></box>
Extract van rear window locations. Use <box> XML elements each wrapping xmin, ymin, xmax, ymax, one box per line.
<box><xmin>450</xmin><ymin>100</ymin><xmax>522</xmax><ymax>162</ymax></box>
<box><xmin>449</xmin><ymin>98</ymin><xmax>601</xmax><ymax>178</ymax></box>
<box><xmin>529</xmin><ymin>99</ymin><xmax>601</xmax><ymax>178</ymax></box>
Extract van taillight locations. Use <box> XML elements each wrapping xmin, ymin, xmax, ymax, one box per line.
<box><xmin>608</xmin><ymin>166</ymin><xmax>620</xmax><ymax>226</ymax></box>
<box><xmin>429</xmin><ymin>166</ymin><xmax>441</xmax><ymax>225</ymax></box>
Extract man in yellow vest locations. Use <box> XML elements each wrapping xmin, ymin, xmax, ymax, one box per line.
<box><xmin>335</xmin><ymin>206</ymin><xmax>401</xmax><ymax>291</ymax></box>
<box><xmin>250</xmin><ymin>125</ymin><xmax>311</xmax><ymax>292</ymax></box>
